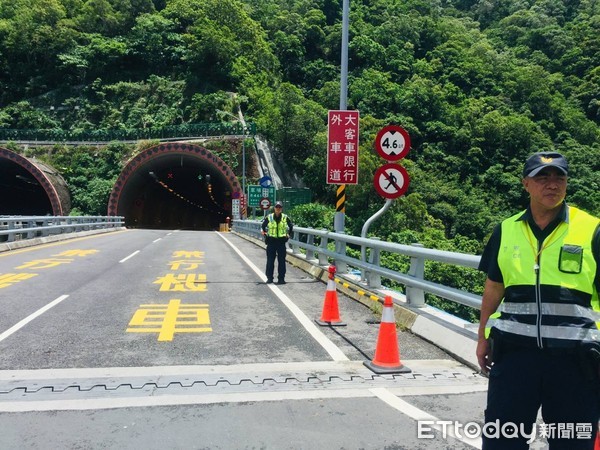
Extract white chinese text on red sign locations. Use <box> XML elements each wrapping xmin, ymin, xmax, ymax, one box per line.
<box><xmin>327</xmin><ymin>110</ymin><xmax>360</xmax><ymax>185</ymax></box>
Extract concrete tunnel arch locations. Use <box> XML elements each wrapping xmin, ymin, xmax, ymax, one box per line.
<box><xmin>108</xmin><ymin>142</ymin><xmax>241</xmax><ymax>230</ymax></box>
<box><xmin>0</xmin><ymin>146</ymin><xmax>71</xmax><ymax>216</ymax></box>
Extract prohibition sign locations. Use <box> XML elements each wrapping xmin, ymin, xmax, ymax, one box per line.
<box><xmin>374</xmin><ymin>125</ymin><xmax>411</xmax><ymax>161</ymax></box>
<box><xmin>373</xmin><ymin>163</ymin><xmax>410</xmax><ymax>199</ymax></box>
<box><xmin>259</xmin><ymin>197</ymin><xmax>271</xmax><ymax>210</ymax></box>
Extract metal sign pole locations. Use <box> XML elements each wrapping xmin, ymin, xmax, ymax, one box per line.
<box><xmin>334</xmin><ymin>0</ymin><xmax>350</xmax><ymax>234</ymax></box>
<box><xmin>360</xmin><ymin>199</ymin><xmax>393</xmax><ymax>281</ymax></box>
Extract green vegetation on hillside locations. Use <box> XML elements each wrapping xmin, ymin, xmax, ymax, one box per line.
<box><xmin>2</xmin><ymin>0</ymin><xmax>599</xmax><ymax>320</ymax></box>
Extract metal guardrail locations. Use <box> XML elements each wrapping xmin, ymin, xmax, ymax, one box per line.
<box><xmin>0</xmin><ymin>122</ymin><xmax>256</xmax><ymax>143</ymax></box>
<box><xmin>0</xmin><ymin>216</ymin><xmax>125</xmax><ymax>242</ymax></box>
<box><xmin>233</xmin><ymin>220</ymin><xmax>483</xmax><ymax>311</ymax></box>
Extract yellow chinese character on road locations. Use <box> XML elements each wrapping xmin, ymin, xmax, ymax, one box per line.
<box><xmin>168</xmin><ymin>260</ymin><xmax>204</xmax><ymax>270</ymax></box>
<box><xmin>172</xmin><ymin>251</ymin><xmax>205</xmax><ymax>259</ymax></box>
<box><xmin>16</xmin><ymin>258</ymin><xmax>74</xmax><ymax>269</ymax></box>
<box><xmin>153</xmin><ymin>273</ymin><xmax>207</xmax><ymax>291</ymax></box>
<box><xmin>54</xmin><ymin>250</ymin><xmax>98</xmax><ymax>257</ymax></box>
<box><xmin>126</xmin><ymin>299</ymin><xmax>211</xmax><ymax>341</ymax></box>
<box><xmin>0</xmin><ymin>273</ymin><xmax>38</xmax><ymax>288</ymax></box>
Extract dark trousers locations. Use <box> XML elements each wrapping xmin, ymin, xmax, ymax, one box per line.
<box><xmin>265</xmin><ymin>238</ymin><xmax>287</xmax><ymax>281</ymax></box>
<box><xmin>484</xmin><ymin>345</ymin><xmax>599</xmax><ymax>450</ymax></box>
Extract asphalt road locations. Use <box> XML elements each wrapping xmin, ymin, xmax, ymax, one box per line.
<box><xmin>0</xmin><ymin>229</ymin><xmax>489</xmax><ymax>449</ymax></box>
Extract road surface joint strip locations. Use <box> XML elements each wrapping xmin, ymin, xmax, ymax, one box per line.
<box><xmin>0</xmin><ymin>359</ymin><xmax>486</xmax><ymax>402</ymax></box>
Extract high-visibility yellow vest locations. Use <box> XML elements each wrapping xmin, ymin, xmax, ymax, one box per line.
<box><xmin>487</xmin><ymin>206</ymin><xmax>600</xmax><ymax>346</ymax></box>
<box><xmin>266</xmin><ymin>213</ymin><xmax>289</xmax><ymax>238</ymax></box>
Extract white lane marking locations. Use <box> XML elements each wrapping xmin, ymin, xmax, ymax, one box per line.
<box><xmin>152</xmin><ymin>238</ymin><xmax>162</xmax><ymax>243</ymax></box>
<box><xmin>217</xmin><ymin>234</ymin><xmax>486</xmax><ymax>445</ymax></box>
<box><xmin>119</xmin><ymin>250</ymin><xmax>140</xmax><ymax>263</ymax></box>
<box><xmin>217</xmin><ymin>232</ymin><xmax>349</xmax><ymax>362</ymax></box>
<box><xmin>370</xmin><ymin>387</ymin><xmax>482</xmax><ymax>449</ymax></box>
<box><xmin>0</xmin><ymin>295</ymin><xmax>70</xmax><ymax>343</ymax></box>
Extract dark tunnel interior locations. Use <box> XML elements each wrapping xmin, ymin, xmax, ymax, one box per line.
<box><xmin>118</xmin><ymin>153</ymin><xmax>232</xmax><ymax>230</ymax></box>
<box><xmin>0</xmin><ymin>158</ymin><xmax>53</xmax><ymax>215</ymax></box>
<box><xmin>0</xmin><ymin>151</ymin><xmax>235</xmax><ymax>230</ymax></box>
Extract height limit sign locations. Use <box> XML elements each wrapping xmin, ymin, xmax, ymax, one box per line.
<box><xmin>374</xmin><ymin>125</ymin><xmax>410</xmax><ymax>161</ymax></box>
<box><xmin>373</xmin><ymin>125</ymin><xmax>411</xmax><ymax>199</ymax></box>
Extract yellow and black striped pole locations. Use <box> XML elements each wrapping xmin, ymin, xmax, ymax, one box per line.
<box><xmin>334</xmin><ymin>184</ymin><xmax>345</xmax><ymax>232</ymax></box>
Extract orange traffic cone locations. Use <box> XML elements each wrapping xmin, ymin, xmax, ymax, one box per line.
<box><xmin>364</xmin><ymin>295</ymin><xmax>411</xmax><ymax>374</ymax></box>
<box><xmin>595</xmin><ymin>425</ymin><xmax>600</xmax><ymax>450</ymax></box>
<box><xmin>315</xmin><ymin>265</ymin><xmax>346</xmax><ymax>326</ymax></box>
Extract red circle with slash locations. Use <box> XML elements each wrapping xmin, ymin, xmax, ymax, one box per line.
<box><xmin>373</xmin><ymin>163</ymin><xmax>410</xmax><ymax>199</ymax></box>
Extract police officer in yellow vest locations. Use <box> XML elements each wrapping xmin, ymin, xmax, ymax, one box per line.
<box><xmin>477</xmin><ymin>152</ymin><xmax>600</xmax><ymax>449</ymax></box>
<box><xmin>261</xmin><ymin>201</ymin><xmax>293</xmax><ymax>285</ymax></box>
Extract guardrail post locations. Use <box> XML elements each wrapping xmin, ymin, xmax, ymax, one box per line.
<box><xmin>0</xmin><ymin>219</ymin><xmax>7</xmax><ymax>243</ymax></box>
<box><xmin>37</xmin><ymin>219</ymin><xmax>46</xmax><ymax>238</ymax></box>
<box><xmin>318</xmin><ymin>230</ymin><xmax>328</xmax><ymax>266</ymax></box>
<box><xmin>334</xmin><ymin>232</ymin><xmax>347</xmax><ymax>274</ymax></box>
<box><xmin>291</xmin><ymin>230</ymin><xmax>300</xmax><ymax>254</ymax></box>
<box><xmin>65</xmin><ymin>217</ymin><xmax>72</xmax><ymax>233</ymax></box>
<box><xmin>407</xmin><ymin>243</ymin><xmax>426</xmax><ymax>307</ymax></box>
<box><xmin>8</xmin><ymin>219</ymin><xmax>16</xmax><ymax>242</ymax></box>
<box><xmin>23</xmin><ymin>219</ymin><xmax>31</xmax><ymax>239</ymax></box>
<box><xmin>305</xmin><ymin>231</ymin><xmax>316</xmax><ymax>261</ymax></box>
<box><xmin>366</xmin><ymin>238</ymin><xmax>381</xmax><ymax>288</ymax></box>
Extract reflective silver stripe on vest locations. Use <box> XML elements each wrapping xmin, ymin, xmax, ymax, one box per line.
<box><xmin>493</xmin><ymin>320</ymin><xmax>600</xmax><ymax>341</ymax></box>
<box><xmin>486</xmin><ymin>318</ymin><xmax>498</xmax><ymax>328</ymax></box>
<box><xmin>498</xmin><ymin>302</ymin><xmax>600</xmax><ymax>321</ymax></box>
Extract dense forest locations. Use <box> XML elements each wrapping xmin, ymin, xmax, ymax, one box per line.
<box><xmin>1</xmin><ymin>0</ymin><xmax>599</xmax><ymax>317</ymax></box>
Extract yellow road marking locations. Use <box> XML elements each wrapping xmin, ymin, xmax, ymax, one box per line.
<box><xmin>127</xmin><ymin>299</ymin><xmax>212</xmax><ymax>341</ymax></box>
<box><xmin>0</xmin><ymin>230</ymin><xmax>128</xmax><ymax>258</ymax></box>
<box><xmin>0</xmin><ymin>273</ymin><xmax>38</xmax><ymax>289</ymax></box>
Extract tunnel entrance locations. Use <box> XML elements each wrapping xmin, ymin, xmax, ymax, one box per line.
<box><xmin>108</xmin><ymin>142</ymin><xmax>241</xmax><ymax>230</ymax></box>
<box><xmin>0</xmin><ymin>147</ymin><xmax>70</xmax><ymax>215</ymax></box>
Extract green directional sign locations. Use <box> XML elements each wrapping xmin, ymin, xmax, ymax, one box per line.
<box><xmin>247</xmin><ymin>185</ymin><xmax>275</xmax><ymax>207</ymax></box>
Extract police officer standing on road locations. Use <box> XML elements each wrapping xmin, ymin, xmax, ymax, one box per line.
<box><xmin>477</xmin><ymin>151</ymin><xmax>600</xmax><ymax>449</ymax></box>
<box><xmin>261</xmin><ymin>201</ymin><xmax>293</xmax><ymax>285</ymax></box>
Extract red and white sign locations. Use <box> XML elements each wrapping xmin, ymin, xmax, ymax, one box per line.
<box><xmin>240</xmin><ymin>193</ymin><xmax>247</xmax><ymax>219</ymax></box>
<box><xmin>327</xmin><ymin>110</ymin><xmax>360</xmax><ymax>185</ymax></box>
<box><xmin>373</xmin><ymin>163</ymin><xmax>410</xmax><ymax>199</ymax></box>
<box><xmin>259</xmin><ymin>197</ymin><xmax>271</xmax><ymax>210</ymax></box>
<box><xmin>374</xmin><ymin>125</ymin><xmax>410</xmax><ymax>161</ymax></box>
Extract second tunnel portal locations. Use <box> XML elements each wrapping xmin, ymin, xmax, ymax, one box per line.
<box><xmin>108</xmin><ymin>142</ymin><xmax>241</xmax><ymax>230</ymax></box>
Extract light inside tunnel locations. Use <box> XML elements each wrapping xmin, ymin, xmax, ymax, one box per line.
<box><xmin>0</xmin><ymin>143</ymin><xmax>240</xmax><ymax>229</ymax></box>
<box><xmin>116</xmin><ymin>153</ymin><xmax>233</xmax><ymax>230</ymax></box>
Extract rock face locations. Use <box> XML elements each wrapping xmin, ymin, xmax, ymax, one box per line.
<box><xmin>253</xmin><ymin>136</ymin><xmax>305</xmax><ymax>189</ymax></box>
